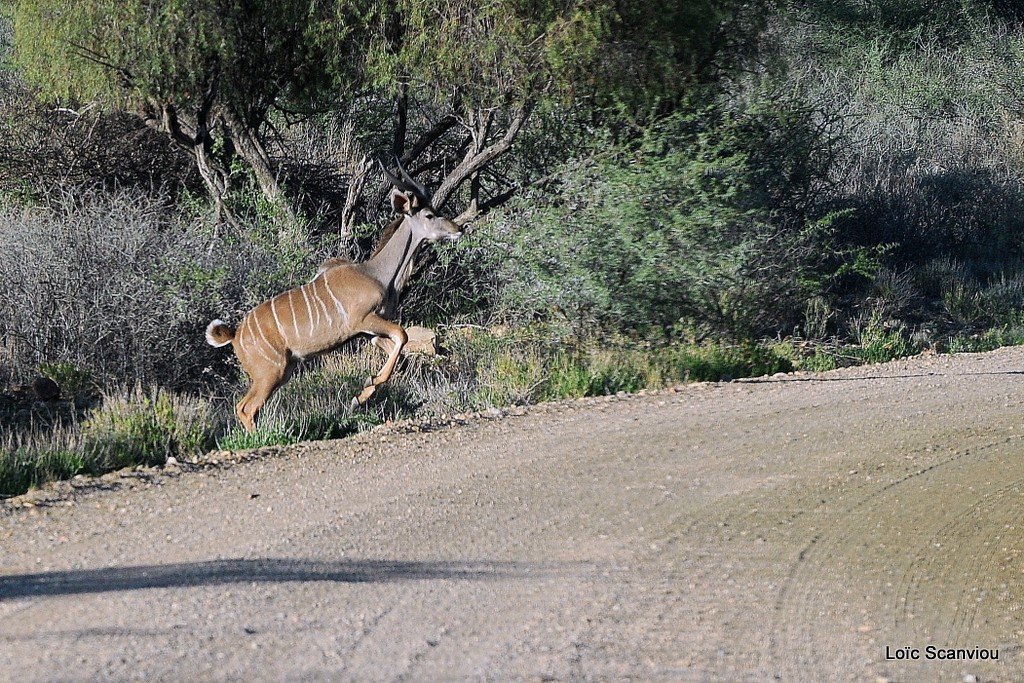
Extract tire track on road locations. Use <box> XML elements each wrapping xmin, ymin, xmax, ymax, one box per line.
<box><xmin>769</xmin><ymin>433</ymin><xmax>1024</xmax><ymax>681</ymax></box>
<box><xmin>893</xmin><ymin>445</ymin><xmax>1024</xmax><ymax>647</ymax></box>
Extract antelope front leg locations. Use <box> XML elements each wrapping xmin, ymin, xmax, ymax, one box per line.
<box><xmin>352</xmin><ymin>315</ymin><xmax>408</xmax><ymax>407</ymax></box>
<box><xmin>370</xmin><ymin>336</ymin><xmax>396</xmax><ymax>355</ymax></box>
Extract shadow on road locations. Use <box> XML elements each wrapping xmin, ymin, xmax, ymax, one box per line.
<box><xmin>0</xmin><ymin>558</ymin><xmax>542</xmax><ymax>600</ymax></box>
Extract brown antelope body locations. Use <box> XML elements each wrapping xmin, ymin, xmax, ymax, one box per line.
<box><xmin>206</xmin><ymin>171</ymin><xmax>461</xmax><ymax>431</ymax></box>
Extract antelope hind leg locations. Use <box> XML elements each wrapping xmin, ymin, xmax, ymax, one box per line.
<box><xmin>235</xmin><ymin>365</ymin><xmax>290</xmax><ymax>432</ymax></box>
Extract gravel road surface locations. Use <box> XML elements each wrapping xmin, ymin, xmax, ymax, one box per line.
<box><xmin>3</xmin><ymin>347</ymin><xmax>1024</xmax><ymax>682</ymax></box>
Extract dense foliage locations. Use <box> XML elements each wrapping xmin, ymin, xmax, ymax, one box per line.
<box><xmin>476</xmin><ymin>104</ymin><xmax>844</xmax><ymax>340</ymax></box>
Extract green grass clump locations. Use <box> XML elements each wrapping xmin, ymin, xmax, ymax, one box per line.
<box><xmin>217</xmin><ymin>413</ymin><xmax>381</xmax><ymax>451</ymax></box>
<box><xmin>216</xmin><ymin>357</ymin><xmax>386</xmax><ymax>451</ymax></box>
<box><xmin>458</xmin><ymin>327</ymin><xmax>794</xmax><ymax>406</ymax></box>
<box><xmin>945</xmin><ymin>327</ymin><xmax>1024</xmax><ymax>354</ymax></box>
<box><xmin>0</xmin><ymin>438</ymin><xmax>84</xmax><ymax>496</ymax></box>
<box><xmin>0</xmin><ymin>387</ymin><xmax>217</xmax><ymax>496</ymax></box>
<box><xmin>80</xmin><ymin>387</ymin><xmax>213</xmax><ymax>470</ymax></box>
<box><xmin>658</xmin><ymin>342</ymin><xmax>794</xmax><ymax>383</ymax></box>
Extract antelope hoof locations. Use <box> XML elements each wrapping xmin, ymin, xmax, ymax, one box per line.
<box><xmin>350</xmin><ymin>395</ymin><xmax>361</xmax><ymax>410</ymax></box>
<box><xmin>364</xmin><ymin>376</ymin><xmax>374</xmax><ymax>388</ymax></box>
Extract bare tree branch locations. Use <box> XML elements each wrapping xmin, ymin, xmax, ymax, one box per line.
<box><xmin>454</xmin><ymin>183</ymin><xmax>518</xmax><ymax>225</ymax></box>
<box><xmin>401</xmin><ymin>115</ymin><xmax>459</xmax><ymax>165</ymax></box>
<box><xmin>432</xmin><ymin>100</ymin><xmax>534</xmax><ymax>210</ymax></box>
<box><xmin>68</xmin><ymin>42</ymin><xmax>134</xmax><ymax>89</ymax></box>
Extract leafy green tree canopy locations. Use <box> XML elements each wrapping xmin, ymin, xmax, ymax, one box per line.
<box><xmin>12</xmin><ymin>0</ymin><xmax>770</xmax><ymax>226</ymax></box>
<box><xmin>13</xmin><ymin>0</ymin><xmax>373</xmax><ymax>229</ymax></box>
<box><xmin>14</xmin><ymin>1</ymin><xmax>359</xmax><ymax>118</ymax></box>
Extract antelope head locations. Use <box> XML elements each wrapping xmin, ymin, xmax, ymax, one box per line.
<box><xmin>390</xmin><ymin>189</ymin><xmax>462</xmax><ymax>243</ymax></box>
<box><xmin>381</xmin><ymin>158</ymin><xmax>462</xmax><ymax>244</ymax></box>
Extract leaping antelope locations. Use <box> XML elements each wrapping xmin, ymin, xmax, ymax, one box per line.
<box><xmin>205</xmin><ymin>161</ymin><xmax>462</xmax><ymax>432</ymax></box>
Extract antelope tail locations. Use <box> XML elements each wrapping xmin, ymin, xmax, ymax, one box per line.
<box><xmin>205</xmin><ymin>319</ymin><xmax>236</xmax><ymax>348</ymax></box>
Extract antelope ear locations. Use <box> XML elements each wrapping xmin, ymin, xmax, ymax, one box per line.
<box><xmin>391</xmin><ymin>188</ymin><xmax>413</xmax><ymax>215</ymax></box>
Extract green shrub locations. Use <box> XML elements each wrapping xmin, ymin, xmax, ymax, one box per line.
<box><xmin>479</xmin><ymin>98</ymin><xmax>848</xmax><ymax>342</ymax></box>
<box><xmin>542</xmin><ymin>349</ymin><xmax>649</xmax><ymax>400</ymax></box>
<box><xmin>785</xmin><ymin>0</ymin><xmax>1024</xmax><ymax>282</ymax></box>
<box><xmin>80</xmin><ymin>387</ymin><xmax>214</xmax><ymax>470</ymax></box>
<box><xmin>473</xmin><ymin>346</ymin><xmax>548</xmax><ymax>406</ymax></box>
<box><xmin>946</xmin><ymin>327</ymin><xmax>1024</xmax><ymax>354</ymax></box>
<box><xmin>38</xmin><ymin>361</ymin><xmax>96</xmax><ymax>397</ymax></box>
<box><xmin>794</xmin><ymin>344</ymin><xmax>842</xmax><ymax>373</ymax></box>
<box><xmin>848</xmin><ymin>314</ymin><xmax>918</xmax><ymax>365</ymax></box>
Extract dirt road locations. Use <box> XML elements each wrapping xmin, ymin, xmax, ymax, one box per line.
<box><xmin>3</xmin><ymin>347</ymin><xmax>1024</xmax><ymax>682</ymax></box>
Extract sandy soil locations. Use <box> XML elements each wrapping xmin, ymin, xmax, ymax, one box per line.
<box><xmin>3</xmin><ymin>347</ymin><xmax>1024</xmax><ymax>682</ymax></box>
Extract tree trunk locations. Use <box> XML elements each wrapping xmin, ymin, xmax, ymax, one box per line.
<box><xmin>221</xmin><ymin>109</ymin><xmax>299</xmax><ymax>239</ymax></box>
<box><xmin>340</xmin><ymin>156</ymin><xmax>373</xmax><ymax>249</ymax></box>
<box><xmin>193</xmin><ymin>142</ymin><xmax>239</xmax><ymax>231</ymax></box>
<box><xmin>140</xmin><ymin>99</ymin><xmax>240</xmax><ymax>231</ymax></box>
<box><xmin>393</xmin><ymin>81</ymin><xmax>408</xmax><ymax>162</ymax></box>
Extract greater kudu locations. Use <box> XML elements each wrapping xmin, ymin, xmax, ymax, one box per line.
<box><xmin>206</xmin><ymin>162</ymin><xmax>461</xmax><ymax>431</ymax></box>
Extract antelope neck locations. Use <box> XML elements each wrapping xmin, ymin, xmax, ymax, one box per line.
<box><xmin>359</xmin><ymin>216</ymin><xmax>418</xmax><ymax>299</ymax></box>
